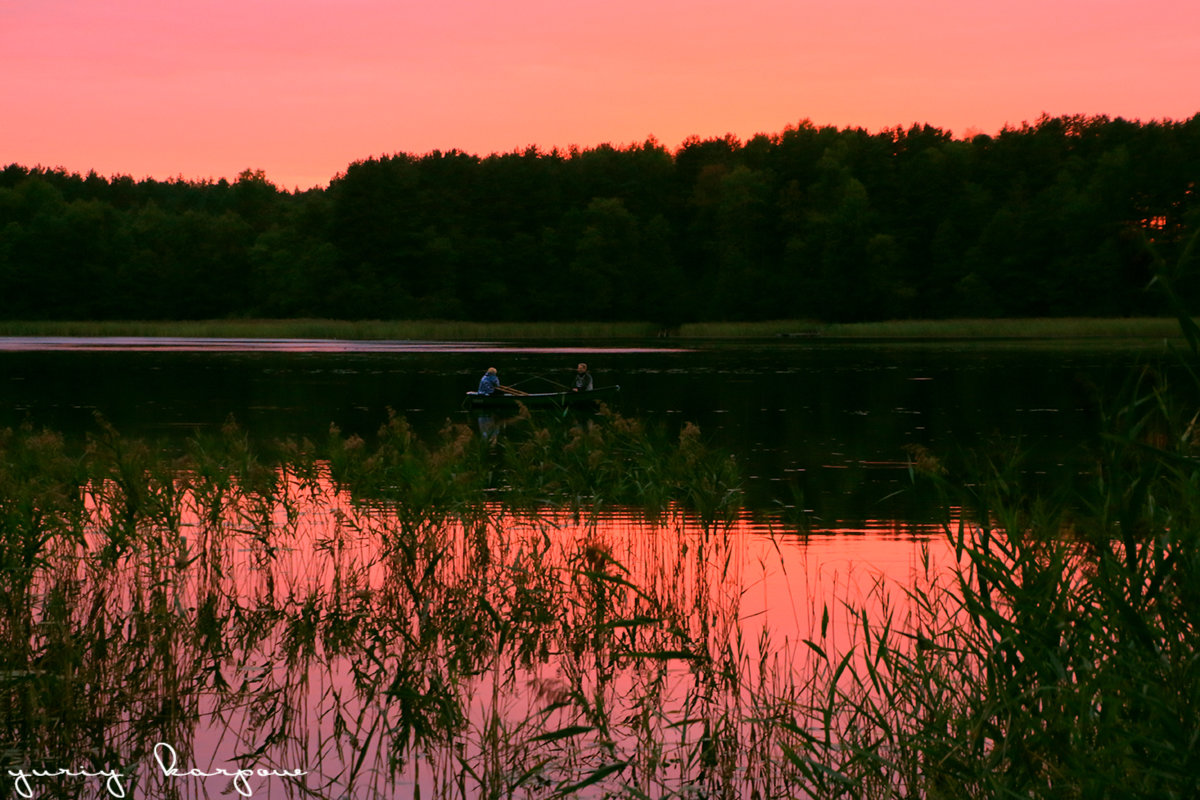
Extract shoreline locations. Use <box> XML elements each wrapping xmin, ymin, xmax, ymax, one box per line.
<box><xmin>0</xmin><ymin>316</ymin><xmax>1187</xmax><ymax>341</ymax></box>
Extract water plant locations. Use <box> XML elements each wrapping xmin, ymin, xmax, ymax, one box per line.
<box><xmin>7</xmin><ymin>293</ymin><xmax>1200</xmax><ymax>800</ymax></box>
<box><xmin>784</xmin><ymin>235</ymin><xmax>1200</xmax><ymax>798</ymax></box>
<box><xmin>1</xmin><ymin>410</ymin><xmax>770</xmax><ymax>798</ymax></box>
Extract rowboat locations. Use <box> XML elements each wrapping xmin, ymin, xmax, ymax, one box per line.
<box><xmin>463</xmin><ymin>385</ymin><xmax>620</xmax><ymax>410</ymax></box>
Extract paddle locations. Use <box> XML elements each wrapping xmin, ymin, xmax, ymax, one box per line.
<box><xmin>497</xmin><ymin>384</ymin><xmax>531</xmax><ymax>396</ymax></box>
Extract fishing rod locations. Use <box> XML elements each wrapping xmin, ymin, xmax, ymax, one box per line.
<box><xmin>510</xmin><ymin>374</ymin><xmax>570</xmax><ymax>391</ymax></box>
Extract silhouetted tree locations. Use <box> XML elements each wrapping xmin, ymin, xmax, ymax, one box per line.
<box><xmin>1</xmin><ymin>114</ymin><xmax>1197</xmax><ymax>323</ymax></box>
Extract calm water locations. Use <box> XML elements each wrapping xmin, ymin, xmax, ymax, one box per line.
<box><xmin>0</xmin><ymin>335</ymin><xmax>1176</xmax><ymax>798</ymax></box>
<box><xmin>0</xmin><ymin>335</ymin><xmax>1170</xmax><ymax>527</ymax></box>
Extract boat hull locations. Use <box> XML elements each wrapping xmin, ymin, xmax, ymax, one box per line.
<box><xmin>463</xmin><ymin>385</ymin><xmax>620</xmax><ymax>410</ymax></box>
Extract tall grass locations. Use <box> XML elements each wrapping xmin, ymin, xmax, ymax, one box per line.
<box><xmin>786</xmin><ymin>237</ymin><xmax>1200</xmax><ymax>798</ymax></box>
<box><xmin>790</xmin><ymin>434</ymin><xmax>1200</xmax><ymax>796</ymax></box>
<box><xmin>814</xmin><ymin>316</ymin><xmax>1188</xmax><ymax>340</ymax></box>
<box><xmin>1</xmin><ymin>410</ymin><xmax>775</xmax><ymax>798</ymax></box>
<box><xmin>5</xmin><ymin>286</ymin><xmax>1200</xmax><ymax>797</ymax></box>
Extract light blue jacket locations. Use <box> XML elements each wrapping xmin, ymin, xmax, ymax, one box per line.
<box><xmin>478</xmin><ymin>373</ymin><xmax>500</xmax><ymax>395</ymax></box>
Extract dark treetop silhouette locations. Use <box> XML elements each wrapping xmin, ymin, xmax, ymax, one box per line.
<box><xmin>2</xmin><ymin>114</ymin><xmax>1198</xmax><ymax>323</ymax></box>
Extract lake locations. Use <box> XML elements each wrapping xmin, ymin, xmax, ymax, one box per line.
<box><xmin>0</xmin><ymin>335</ymin><xmax>1168</xmax><ymax>526</ymax></box>
<box><xmin>0</xmin><ymin>335</ymin><xmax>1179</xmax><ymax>798</ymax></box>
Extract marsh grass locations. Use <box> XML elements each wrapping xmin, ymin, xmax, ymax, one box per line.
<box><xmin>798</xmin><ymin>400</ymin><xmax>1200</xmax><ymax>797</ymax></box>
<box><xmin>5</xmin><ymin>292</ymin><xmax>1200</xmax><ymax>799</ymax></box>
<box><xmin>787</xmin><ymin>239</ymin><xmax>1200</xmax><ymax>798</ymax></box>
<box><xmin>814</xmin><ymin>316</ymin><xmax>1189</xmax><ymax>340</ymax></box>
<box><xmin>3</xmin><ymin>409</ymin><xmax>796</xmax><ymax>799</ymax></box>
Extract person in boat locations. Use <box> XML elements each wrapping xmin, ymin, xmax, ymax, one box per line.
<box><xmin>478</xmin><ymin>367</ymin><xmax>501</xmax><ymax>396</ymax></box>
<box><xmin>572</xmin><ymin>362</ymin><xmax>593</xmax><ymax>392</ymax></box>
<box><xmin>476</xmin><ymin>368</ymin><xmax>525</xmax><ymax>397</ymax></box>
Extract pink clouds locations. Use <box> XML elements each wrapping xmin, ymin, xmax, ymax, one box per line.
<box><xmin>2</xmin><ymin>0</ymin><xmax>1197</xmax><ymax>189</ymax></box>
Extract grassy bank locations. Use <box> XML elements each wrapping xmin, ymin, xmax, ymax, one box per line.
<box><xmin>0</xmin><ymin>316</ymin><xmax>1190</xmax><ymax>341</ymax></box>
<box><xmin>684</xmin><ymin>316</ymin><xmax>1190</xmax><ymax>339</ymax></box>
<box><xmin>0</xmin><ymin>318</ymin><xmax>664</xmax><ymax>340</ymax></box>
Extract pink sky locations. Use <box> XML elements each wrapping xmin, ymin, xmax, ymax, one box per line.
<box><xmin>3</xmin><ymin>0</ymin><xmax>1198</xmax><ymax>190</ymax></box>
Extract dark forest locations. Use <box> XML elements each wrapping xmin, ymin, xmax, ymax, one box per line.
<box><xmin>2</xmin><ymin>114</ymin><xmax>1198</xmax><ymax>324</ymax></box>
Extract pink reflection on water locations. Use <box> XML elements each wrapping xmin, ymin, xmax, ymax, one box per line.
<box><xmin>61</xmin><ymin>471</ymin><xmax>958</xmax><ymax>798</ymax></box>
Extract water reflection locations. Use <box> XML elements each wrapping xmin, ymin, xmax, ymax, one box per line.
<box><xmin>2</xmin><ymin>337</ymin><xmax>1190</xmax><ymax>795</ymax></box>
<box><xmin>2</xmin><ymin>457</ymin><xmax>947</xmax><ymax>799</ymax></box>
<box><xmin>0</xmin><ymin>336</ymin><xmax>1151</xmax><ymax>528</ymax></box>
<box><xmin>475</xmin><ymin>413</ymin><xmax>502</xmax><ymax>442</ymax></box>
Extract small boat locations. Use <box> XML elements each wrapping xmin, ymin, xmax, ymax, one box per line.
<box><xmin>463</xmin><ymin>385</ymin><xmax>620</xmax><ymax>410</ymax></box>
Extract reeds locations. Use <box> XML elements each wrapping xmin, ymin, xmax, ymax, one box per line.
<box><xmin>787</xmin><ymin>242</ymin><xmax>1200</xmax><ymax>798</ymax></box>
<box><xmin>814</xmin><ymin>316</ymin><xmax>1188</xmax><ymax>340</ymax></box>
<box><xmin>1</xmin><ymin>410</ymin><xmax>773</xmax><ymax>798</ymax></box>
<box><xmin>5</xmin><ymin>316</ymin><xmax>1200</xmax><ymax>798</ymax></box>
<box><xmin>795</xmin><ymin>376</ymin><xmax>1200</xmax><ymax>797</ymax></box>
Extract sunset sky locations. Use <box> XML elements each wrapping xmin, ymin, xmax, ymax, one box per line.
<box><xmin>3</xmin><ymin>0</ymin><xmax>1198</xmax><ymax>190</ymax></box>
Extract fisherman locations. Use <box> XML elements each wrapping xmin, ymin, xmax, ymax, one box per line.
<box><xmin>478</xmin><ymin>367</ymin><xmax>501</xmax><ymax>396</ymax></box>
<box><xmin>477</xmin><ymin>367</ymin><xmax>526</xmax><ymax>397</ymax></box>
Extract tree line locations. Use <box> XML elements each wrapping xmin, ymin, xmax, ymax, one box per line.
<box><xmin>2</xmin><ymin>114</ymin><xmax>1198</xmax><ymax>324</ymax></box>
